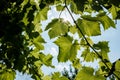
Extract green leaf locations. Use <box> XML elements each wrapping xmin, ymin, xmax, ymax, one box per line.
<box><xmin>77</xmin><ymin>19</ymin><xmax>101</xmax><ymax>36</ymax></box>
<box><xmin>52</xmin><ymin>72</ymin><xmax>68</xmax><ymax>80</ymax></box>
<box><xmin>33</xmin><ymin>35</ymin><xmax>45</xmax><ymax>50</ymax></box>
<box><xmin>39</xmin><ymin>53</ymin><xmax>54</xmax><ymax>67</ymax></box>
<box><xmin>0</xmin><ymin>70</ymin><xmax>16</xmax><ymax>80</ymax></box>
<box><xmin>45</xmin><ymin>18</ymin><xmax>69</xmax><ymax>38</ymax></box>
<box><xmin>115</xmin><ymin>60</ymin><xmax>120</xmax><ymax>71</ymax></box>
<box><xmin>56</xmin><ymin>5</ymin><xmax>65</xmax><ymax>11</ymax></box>
<box><xmin>70</xmin><ymin>1</ymin><xmax>79</xmax><ymax>14</ymax></box>
<box><xmin>80</xmin><ymin>37</ymin><xmax>93</xmax><ymax>46</ymax></box>
<box><xmin>93</xmin><ymin>41</ymin><xmax>110</xmax><ymax>60</ymax></box>
<box><xmin>114</xmin><ymin>60</ymin><xmax>120</xmax><ymax>78</ymax></box>
<box><xmin>97</xmin><ymin>14</ymin><xmax>116</xmax><ymax>30</ymax></box>
<box><xmin>75</xmin><ymin>67</ymin><xmax>94</xmax><ymax>80</ymax></box>
<box><xmin>81</xmin><ymin>15</ymin><xmax>98</xmax><ymax>21</ymax></box>
<box><xmin>54</xmin><ymin>36</ymin><xmax>80</xmax><ymax>62</ymax></box>
<box><xmin>75</xmin><ymin>67</ymin><xmax>105</xmax><ymax>80</ymax></box>
<box><xmin>73</xmin><ymin>0</ymin><xmax>86</xmax><ymax>12</ymax></box>
<box><xmin>72</xmin><ymin>58</ymin><xmax>82</xmax><ymax>69</ymax></box>
<box><xmin>42</xmin><ymin>75</ymin><xmax>51</xmax><ymax>80</ymax></box>
<box><xmin>81</xmin><ymin>47</ymin><xmax>97</xmax><ymax>62</ymax></box>
<box><xmin>109</xmin><ymin>5</ymin><xmax>117</xmax><ymax>19</ymax></box>
<box><xmin>69</xmin><ymin>26</ymin><xmax>78</xmax><ymax>34</ymax></box>
<box><xmin>33</xmin><ymin>7</ymin><xmax>49</xmax><ymax>24</ymax></box>
<box><xmin>98</xmin><ymin>61</ymin><xmax>112</xmax><ymax>77</ymax></box>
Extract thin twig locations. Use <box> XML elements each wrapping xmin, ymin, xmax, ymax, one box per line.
<box><xmin>64</xmin><ymin>0</ymin><xmax>120</xmax><ymax>79</ymax></box>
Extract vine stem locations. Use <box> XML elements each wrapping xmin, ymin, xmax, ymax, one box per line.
<box><xmin>64</xmin><ymin>0</ymin><xmax>120</xmax><ymax>79</ymax></box>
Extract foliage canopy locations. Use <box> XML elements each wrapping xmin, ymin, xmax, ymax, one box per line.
<box><xmin>0</xmin><ymin>0</ymin><xmax>120</xmax><ymax>80</ymax></box>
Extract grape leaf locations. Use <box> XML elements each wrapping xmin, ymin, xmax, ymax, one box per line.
<box><xmin>45</xmin><ymin>18</ymin><xmax>69</xmax><ymax>38</ymax></box>
<box><xmin>109</xmin><ymin>5</ymin><xmax>117</xmax><ymax>19</ymax></box>
<box><xmin>54</xmin><ymin>36</ymin><xmax>80</xmax><ymax>62</ymax></box>
<box><xmin>93</xmin><ymin>41</ymin><xmax>110</xmax><ymax>60</ymax></box>
<box><xmin>72</xmin><ymin>58</ymin><xmax>82</xmax><ymax>69</ymax></box>
<box><xmin>69</xmin><ymin>26</ymin><xmax>78</xmax><ymax>34</ymax></box>
<box><xmin>56</xmin><ymin>5</ymin><xmax>65</xmax><ymax>11</ymax></box>
<box><xmin>115</xmin><ymin>60</ymin><xmax>120</xmax><ymax>71</ymax></box>
<box><xmin>81</xmin><ymin>47</ymin><xmax>97</xmax><ymax>62</ymax></box>
<box><xmin>75</xmin><ymin>67</ymin><xmax>94</xmax><ymax>80</ymax></box>
<box><xmin>97</xmin><ymin>14</ymin><xmax>115</xmax><ymax>30</ymax></box>
<box><xmin>75</xmin><ymin>67</ymin><xmax>105</xmax><ymax>80</ymax></box>
<box><xmin>52</xmin><ymin>72</ymin><xmax>68</xmax><ymax>80</ymax></box>
<box><xmin>98</xmin><ymin>61</ymin><xmax>112</xmax><ymax>77</ymax></box>
<box><xmin>33</xmin><ymin>7</ymin><xmax>49</xmax><ymax>24</ymax></box>
<box><xmin>114</xmin><ymin>60</ymin><xmax>120</xmax><ymax>78</ymax></box>
<box><xmin>0</xmin><ymin>70</ymin><xmax>16</xmax><ymax>80</ymax></box>
<box><xmin>42</xmin><ymin>75</ymin><xmax>51</xmax><ymax>80</ymax></box>
<box><xmin>39</xmin><ymin>53</ymin><xmax>54</xmax><ymax>67</ymax></box>
<box><xmin>33</xmin><ymin>35</ymin><xmax>45</xmax><ymax>50</ymax></box>
<box><xmin>77</xmin><ymin>19</ymin><xmax>101</xmax><ymax>36</ymax></box>
<box><xmin>70</xmin><ymin>1</ymin><xmax>79</xmax><ymax>14</ymax></box>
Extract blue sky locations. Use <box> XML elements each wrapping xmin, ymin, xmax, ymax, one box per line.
<box><xmin>15</xmin><ymin>6</ymin><xmax>120</xmax><ymax>80</ymax></box>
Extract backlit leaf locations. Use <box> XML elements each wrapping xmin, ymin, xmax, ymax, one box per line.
<box><xmin>54</xmin><ymin>36</ymin><xmax>80</xmax><ymax>62</ymax></box>
<box><xmin>75</xmin><ymin>67</ymin><xmax>105</xmax><ymax>80</ymax></box>
<box><xmin>56</xmin><ymin>5</ymin><xmax>65</xmax><ymax>11</ymax></box>
<box><xmin>81</xmin><ymin>47</ymin><xmax>97</xmax><ymax>62</ymax></box>
<box><xmin>75</xmin><ymin>67</ymin><xmax>94</xmax><ymax>80</ymax></box>
<box><xmin>109</xmin><ymin>5</ymin><xmax>117</xmax><ymax>19</ymax></box>
<box><xmin>42</xmin><ymin>75</ymin><xmax>51</xmax><ymax>80</ymax></box>
<box><xmin>33</xmin><ymin>35</ymin><xmax>45</xmax><ymax>50</ymax></box>
<box><xmin>33</xmin><ymin>7</ymin><xmax>49</xmax><ymax>24</ymax></box>
<box><xmin>52</xmin><ymin>72</ymin><xmax>68</xmax><ymax>80</ymax></box>
<box><xmin>97</xmin><ymin>14</ymin><xmax>116</xmax><ymax>30</ymax></box>
<box><xmin>93</xmin><ymin>41</ymin><xmax>110</xmax><ymax>60</ymax></box>
<box><xmin>0</xmin><ymin>70</ymin><xmax>15</xmax><ymax>80</ymax></box>
<box><xmin>45</xmin><ymin>18</ymin><xmax>69</xmax><ymax>38</ymax></box>
<box><xmin>115</xmin><ymin>60</ymin><xmax>120</xmax><ymax>71</ymax></box>
<box><xmin>39</xmin><ymin>53</ymin><xmax>54</xmax><ymax>67</ymax></box>
<box><xmin>77</xmin><ymin>19</ymin><xmax>101</xmax><ymax>36</ymax></box>
<box><xmin>69</xmin><ymin>26</ymin><xmax>77</xmax><ymax>34</ymax></box>
<box><xmin>70</xmin><ymin>1</ymin><xmax>79</xmax><ymax>14</ymax></box>
<box><xmin>72</xmin><ymin>58</ymin><xmax>82</xmax><ymax>69</ymax></box>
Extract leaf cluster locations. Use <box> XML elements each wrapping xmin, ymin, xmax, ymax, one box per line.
<box><xmin>0</xmin><ymin>0</ymin><xmax>120</xmax><ymax>80</ymax></box>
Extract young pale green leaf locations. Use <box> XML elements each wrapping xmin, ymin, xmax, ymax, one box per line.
<box><xmin>77</xmin><ymin>19</ymin><xmax>101</xmax><ymax>36</ymax></box>
<box><xmin>54</xmin><ymin>36</ymin><xmax>80</xmax><ymax>62</ymax></box>
<box><xmin>97</xmin><ymin>14</ymin><xmax>116</xmax><ymax>30</ymax></box>
<box><xmin>81</xmin><ymin>47</ymin><xmax>97</xmax><ymax>62</ymax></box>
<box><xmin>45</xmin><ymin>18</ymin><xmax>69</xmax><ymax>38</ymax></box>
